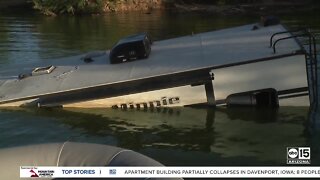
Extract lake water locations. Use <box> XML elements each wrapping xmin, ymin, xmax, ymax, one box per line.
<box><xmin>0</xmin><ymin>9</ymin><xmax>319</xmax><ymax>166</ymax></box>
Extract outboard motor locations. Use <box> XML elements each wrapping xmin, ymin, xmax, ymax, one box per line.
<box><xmin>109</xmin><ymin>33</ymin><xmax>152</xmax><ymax>64</ymax></box>
<box><xmin>226</xmin><ymin>88</ymin><xmax>279</xmax><ymax>108</ymax></box>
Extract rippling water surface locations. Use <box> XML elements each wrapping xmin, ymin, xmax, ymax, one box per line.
<box><xmin>0</xmin><ymin>9</ymin><xmax>319</xmax><ymax>166</ymax></box>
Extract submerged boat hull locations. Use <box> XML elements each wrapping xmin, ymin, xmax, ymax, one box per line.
<box><xmin>0</xmin><ymin>23</ymin><xmax>316</xmax><ymax>108</ymax></box>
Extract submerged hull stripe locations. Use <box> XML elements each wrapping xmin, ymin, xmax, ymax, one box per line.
<box><xmin>277</xmin><ymin>87</ymin><xmax>309</xmax><ymax>95</ymax></box>
<box><xmin>29</xmin><ymin>70</ymin><xmax>213</xmax><ymax>106</ymax></box>
<box><xmin>278</xmin><ymin>93</ymin><xmax>309</xmax><ymax>99</ymax></box>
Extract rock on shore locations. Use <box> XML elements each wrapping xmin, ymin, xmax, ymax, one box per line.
<box><xmin>103</xmin><ymin>0</ymin><xmax>164</xmax><ymax>12</ymax></box>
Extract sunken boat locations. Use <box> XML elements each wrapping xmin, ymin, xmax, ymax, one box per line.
<box><xmin>0</xmin><ymin>21</ymin><xmax>318</xmax><ymax>108</ymax></box>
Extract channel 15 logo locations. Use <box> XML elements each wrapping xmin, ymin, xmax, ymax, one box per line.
<box><xmin>287</xmin><ymin>147</ymin><xmax>311</xmax><ymax>164</ymax></box>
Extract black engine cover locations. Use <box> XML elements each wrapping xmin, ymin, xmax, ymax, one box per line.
<box><xmin>109</xmin><ymin>33</ymin><xmax>152</xmax><ymax>64</ymax></box>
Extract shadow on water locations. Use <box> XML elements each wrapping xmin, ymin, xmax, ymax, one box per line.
<box><xmin>1</xmin><ymin>106</ymin><xmax>318</xmax><ymax>166</ymax></box>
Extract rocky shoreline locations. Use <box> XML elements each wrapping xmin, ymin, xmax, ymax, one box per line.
<box><xmin>101</xmin><ymin>0</ymin><xmax>317</xmax><ymax>16</ymax></box>
<box><xmin>170</xmin><ymin>1</ymin><xmax>317</xmax><ymax>16</ymax></box>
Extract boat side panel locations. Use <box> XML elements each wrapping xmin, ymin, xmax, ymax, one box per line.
<box><xmin>211</xmin><ymin>54</ymin><xmax>309</xmax><ymax>106</ymax></box>
<box><xmin>64</xmin><ymin>85</ymin><xmax>207</xmax><ymax>108</ymax></box>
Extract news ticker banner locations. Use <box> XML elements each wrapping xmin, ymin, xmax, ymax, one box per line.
<box><xmin>21</xmin><ymin>166</ymin><xmax>320</xmax><ymax>178</ymax></box>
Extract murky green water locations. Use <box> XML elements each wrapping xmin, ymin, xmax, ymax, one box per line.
<box><xmin>0</xmin><ymin>9</ymin><xmax>319</xmax><ymax>166</ymax></box>
<box><xmin>0</xmin><ymin>106</ymin><xmax>317</xmax><ymax>165</ymax></box>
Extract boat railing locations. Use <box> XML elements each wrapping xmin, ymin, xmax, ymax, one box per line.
<box><xmin>305</xmin><ymin>31</ymin><xmax>318</xmax><ymax>108</ymax></box>
<box><xmin>269</xmin><ymin>28</ymin><xmax>307</xmax><ymax>48</ymax></box>
<box><xmin>272</xmin><ymin>33</ymin><xmax>309</xmax><ymax>54</ymax></box>
<box><xmin>271</xmin><ymin>29</ymin><xmax>318</xmax><ymax>107</ymax></box>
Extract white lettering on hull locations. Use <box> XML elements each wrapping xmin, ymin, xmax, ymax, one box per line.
<box><xmin>112</xmin><ymin>96</ymin><xmax>180</xmax><ymax>109</ymax></box>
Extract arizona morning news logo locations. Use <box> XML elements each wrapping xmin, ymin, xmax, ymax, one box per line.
<box><xmin>287</xmin><ymin>147</ymin><xmax>311</xmax><ymax>164</ymax></box>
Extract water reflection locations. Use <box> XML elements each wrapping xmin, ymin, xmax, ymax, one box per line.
<box><xmin>0</xmin><ymin>10</ymin><xmax>256</xmax><ymax>66</ymax></box>
<box><xmin>0</xmin><ymin>15</ymin><xmax>10</xmax><ymax>65</ymax></box>
<box><xmin>0</xmin><ymin>106</ymin><xmax>315</xmax><ymax>165</ymax></box>
<box><xmin>1</xmin><ymin>10</ymin><xmax>319</xmax><ymax>67</ymax></box>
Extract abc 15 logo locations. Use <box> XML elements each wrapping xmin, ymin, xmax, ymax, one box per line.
<box><xmin>287</xmin><ymin>147</ymin><xmax>311</xmax><ymax>160</ymax></box>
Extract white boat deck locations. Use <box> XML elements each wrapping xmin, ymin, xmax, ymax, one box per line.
<box><xmin>0</xmin><ymin>23</ymin><xmax>302</xmax><ymax>104</ymax></box>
